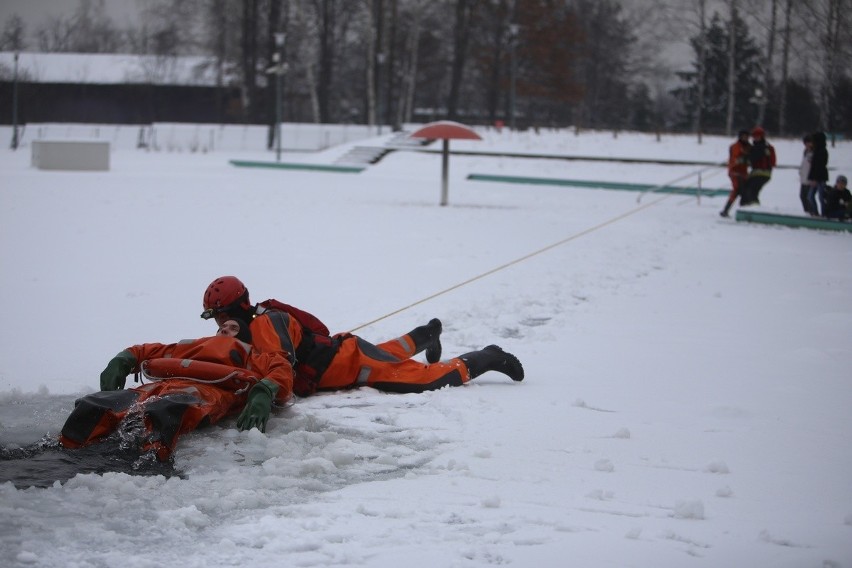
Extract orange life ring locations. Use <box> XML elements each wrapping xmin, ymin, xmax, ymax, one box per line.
<box><xmin>141</xmin><ymin>358</ymin><xmax>260</xmax><ymax>393</ymax></box>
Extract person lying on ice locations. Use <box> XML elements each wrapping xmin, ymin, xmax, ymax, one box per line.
<box><xmin>199</xmin><ymin>276</ymin><xmax>525</xmax><ymax>401</ymax></box>
<box><xmin>59</xmin><ymin>319</ymin><xmax>292</xmax><ymax>461</ymax></box>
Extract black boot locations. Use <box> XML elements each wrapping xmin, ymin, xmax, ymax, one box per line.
<box><xmin>458</xmin><ymin>345</ymin><xmax>524</xmax><ymax>381</ymax></box>
<box><xmin>407</xmin><ymin>318</ymin><xmax>443</xmax><ymax>363</ymax></box>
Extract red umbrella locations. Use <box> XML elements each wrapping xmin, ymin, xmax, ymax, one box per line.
<box><xmin>410</xmin><ymin>121</ymin><xmax>482</xmax><ymax>206</ymax></box>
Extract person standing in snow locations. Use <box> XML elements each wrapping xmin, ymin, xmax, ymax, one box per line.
<box><xmin>798</xmin><ymin>134</ymin><xmax>816</xmax><ymax>215</ymax></box>
<box><xmin>740</xmin><ymin>126</ymin><xmax>776</xmax><ymax>206</ymax></box>
<box><xmin>199</xmin><ymin>276</ymin><xmax>524</xmax><ymax>428</ymax></box>
<box><xmin>720</xmin><ymin>129</ymin><xmax>751</xmax><ymax>218</ymax></box>
<box><xmin>807</xmin><ymin>131</ymin><xmax>829</xmax><ymax>216</ymax></box>
<box><xmin>62</xmin><ymin>319</ymin><xmax>292</xmax><ymax>460</ymax></box>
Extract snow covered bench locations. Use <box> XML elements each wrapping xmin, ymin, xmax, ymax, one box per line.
<box><xmin>32</xmin><ymin>140</ymin><xmax>110</xmax><ymax>171</ymax></box>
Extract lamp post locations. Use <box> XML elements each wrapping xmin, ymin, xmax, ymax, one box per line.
<box><xmin>376</xmin><ymin>52</ymin><xmax>386</xmax><ymax>135</ymax></box>
<box><xmin>272</xmin><ymin>32</ymin><xmax>287</xmax><ymax>162</ymax></box>
<box><xmin>750</xmin><ymin>87</ymin><xmax>767</xmax><ymax>126</ymax></box>
<box><xmin>508</xmin><ymin>24</ymin><xmax>519</xmax><ymax>131</ymax></box>
<box><xmin>11</xmin><ymin>50</ymin><xmax>19</xmax><ymax>150</ymax></box>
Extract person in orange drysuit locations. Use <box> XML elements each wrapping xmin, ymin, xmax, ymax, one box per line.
<box><xmin>200</xmin><ymin>276</ymin><xmax>524</xmax><ymax>406</ymax></box>
<box><xmin>720</xmin><ymin>129</ymin><xmax>751</xmax><ymax>218</ymax></box>
<box><xmin>60</xmin><ymin>319</ymin><xmax>292</xmax><ymax>461</ymax></box>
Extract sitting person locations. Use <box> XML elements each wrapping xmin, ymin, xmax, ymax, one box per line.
<box><xmin>200</xmin><ymin>276</ymin><xmax>524</xmax><ymax>403</ymax></box>
<box><xmin>822</xmin><ymin>175</ymin><xmax>850</xmax><ymax>220</ymax></box>
<box><xmin>60</xmin><ymin>319</ymin><xmax>291</xmax><ymax>461</ymax></box>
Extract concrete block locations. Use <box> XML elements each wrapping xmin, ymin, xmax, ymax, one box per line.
<box><xmin>32</xmin><ymin>140</ymin><xmax>110</xmax><ymax>171</ymax></box>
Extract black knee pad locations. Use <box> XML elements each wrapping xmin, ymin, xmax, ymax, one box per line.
<box><xmin>61</xmin><ymin>390</ymin><xmax>140</xmax><ymax>446</ymax></box>
<box><xmin>143</xmin><ymin>393</ymin><xmax>200</xmax><ymax>448</ymax></box>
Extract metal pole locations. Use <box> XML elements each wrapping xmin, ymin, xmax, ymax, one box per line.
<box><xmin>274</xmin><ymin>32</ymin><xmax>286</xmax><ymax>162</ymax></box>
<box><xmin>377</xmin><ymin>52</ymin><xmax>385</xmax><ymax>135</ymax></box>
<box><xmin>697</xmin><ymin>172</ymin><xmax>702</xmax><ymax>205</ymax></box>
<box><xmin>440</xmin><ymin>139</ymin><xmax>449</xmax><ymax>206</ymax></box>
<box><xmin>11</xmin><ymin>51</ymin><xmax>19</xmax><ymax>150</ymax></box>
<box><xmin>275</xmin><ymin>67</ymin><xmax>282</xmax><ymax>162</ymax></box>
<box><xmin>509</xmin><ymin>25</ymin><xmax>518</xmax><ymax>131</ymax></box>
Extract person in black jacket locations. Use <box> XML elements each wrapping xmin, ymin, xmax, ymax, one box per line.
<box><xmin>740</xmin><ymin>127</ymin><xmax>776</xmax><ymax>206</ymax></box>
<box><xmin>807</xmin><ymin>132</ymin><xmax>829</xmax><ymax>216</ymax></box>
<box><xmin>823</xmin><ymin>175</ymin><xmax>850</xmax><ymax>220</ymax></box>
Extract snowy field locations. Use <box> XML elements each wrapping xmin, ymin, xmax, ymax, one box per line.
<box><xmin>1</xmin><ymin>127</ymin><xmax>851</xmax><ymax>567</ymax></box>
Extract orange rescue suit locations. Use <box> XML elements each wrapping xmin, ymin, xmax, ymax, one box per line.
<box><xmin>728</xmin><ymin>140</ymin><xmax>750</xmax><ymax>185</ymax></box>
<box><xmin>248</xmin><ymin>309</ymin><xmax>471</xmax><ymax>395</ymax></box>
<box><xmin>60</xmin><ymin>336</ymin><xmax>292</xmax><ymax>460</ymax></box>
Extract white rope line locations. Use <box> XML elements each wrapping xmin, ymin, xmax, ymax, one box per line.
<box><xmin>636</xmin><ymin>164</ymin><xmax>724</xmax><ymax>202</ymax></box>
<box><xmin>349</xmin><ymin>165</ymin><xmax>723</xmax><ymax>333</ymax></box>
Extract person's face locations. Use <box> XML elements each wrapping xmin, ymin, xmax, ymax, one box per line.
<box><xmin>217</xmin><ymin>320</ymin><xmax>241</xmax><ymax>338</ymax></box>
<box><xmin>838</xmin><ymin>180</ymin><xmax>847</xmax><ymax>189</ymax></box>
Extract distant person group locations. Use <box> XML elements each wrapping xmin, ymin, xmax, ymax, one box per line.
<box><xmin>721</xmin><ymin>127</ymin><xmax>849</xmax><ymax>221</ymax></box>
<box><xmin>720</xmin><ymin>126</ymin><xmax>776</xmax><ymax>218</ymax></box>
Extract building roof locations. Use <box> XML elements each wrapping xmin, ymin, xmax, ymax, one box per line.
<box><xmin>0</xmin><ymin>51</ymin><xmax>233</xmax><ymax>86</ymax></box>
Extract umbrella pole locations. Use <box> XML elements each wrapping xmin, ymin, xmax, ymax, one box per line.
<box><xmin>440</xmin><ymin>139</ymin><xmax>449</xmax><ymax>206</ymax></box>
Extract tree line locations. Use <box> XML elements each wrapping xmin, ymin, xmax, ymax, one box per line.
<box><xmin>1</xmin><ymin>0</ymin><xmax>850</xmax><ymax>137</ymax></box>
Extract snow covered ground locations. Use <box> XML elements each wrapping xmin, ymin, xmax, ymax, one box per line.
<box><xmin>1</xmin><ymin>127</ymin><xmax>850</xmax><ymax>567</ymax></box>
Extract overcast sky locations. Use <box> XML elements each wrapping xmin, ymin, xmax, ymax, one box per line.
<box><xmin>0</xmin><ymin>0</ymin><xmax>142</xmax><ymax>34</ymax></box>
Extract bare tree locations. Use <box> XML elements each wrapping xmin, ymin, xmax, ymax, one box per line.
<box><xmin>756</xmin><ymin>0</ymin><xmax>778</xmax><ymax>125</ymax></box>
<box><xmin>396</xmin><ymin>1</ymin><xmax>430</xmax><ymax>125</ymax></box>
<box><xmin>795</xmin><ymin>0</ymin><xmax>851</xmax><ymax>133</ymax></box>
<box><xmin>291</xmin><ymin>1</ymin><xmax>322</xmax><ymax>123</ymax></box>
<box><xmin>0</xmin><ymin>14</ymin><xmax>27</xmax><ymax>51</ymax></box>
<box><xmin>696</xmin><ymin>0</ymin><xmax>707</xmax><ymax>142</ymax></box>
<box><xmin>241</xmin><ymin>0</ymin><xmax>260</xmax><ymax>121</ymax></box>
<box><xmin>447</xmin><ymin>0</ymin><xmax>478</xmax><ymax>120</ymax></box>
<box><xmin>314</xmin><ymin>0</ymin><xmax>337</xmax><ymax>123</ymax></box>
<box><xmin>725</xmin><ymin>0</ymin><xmax>737</xmax><ymax>135</ymax></box>
<box><xmin>365</xmin><ymin>0</ymin><xmax>380</xmax><ymax>127</ymax></box>
<box><xmin>777</xmin><ymin>0</ymin><xmax>793</xmax><ymax>134</ymax></box>
<box><xmin>35</xmin><ymin>0</ymin><xmax>127</xmax><ymax>53</ymax></box>
<box><xmin>818</xmin><ymin>0</ymin><xmax>844</xmax><ymax>133</ymax></box>
<box><xmin>385</xmin><ymin>0</ymin><xmax>400</xmax><ymax>130</ymax></box>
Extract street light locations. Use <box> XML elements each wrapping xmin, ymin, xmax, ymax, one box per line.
<box><xmin>749</xmin><ymin>87</ymin><xmax>767</xmax><ymax>126</ymax></box>
<box><xmin>508</xmin><ymin>24</ymin><xmax>519</xmax><ymax>131</ymax></box>
<box><xmin>11</xmin><ymin>50</ymin><xmax>19</xmax><ymax>150</ymax></box>
<box><xmin>376</xmin><ymin>52</ymin><xmax>386</xmax><ymax>135</ymax></box>
<box><xmin>266</xmin><ymin>32</ymin><xmax>287</xmax><ymax>162</ymax></box>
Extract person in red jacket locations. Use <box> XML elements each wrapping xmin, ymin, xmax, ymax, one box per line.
<box><xmin>199</xmin><ymin>276</ymin><xmax>524</xmax><ymax>427</ymax></box>
<box><xmin>720</xmin><ymin>129</ymin><xmax>751</xmax><ymax>218</ymax></box>
<box><xmin>61</xmin><ymin>319</ymin><xmax>291</xmax><ymax>461</ymax></box>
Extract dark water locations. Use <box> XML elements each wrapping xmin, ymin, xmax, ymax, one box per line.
<box><xmin>0</xmin><ymin>436</ymin><xmax>180</xmax><ymax>488</ymax></box>
<box><xmin>0</xmin><ymin>394</ymin><xmax>181</xmax><ymax>488</ymax></box>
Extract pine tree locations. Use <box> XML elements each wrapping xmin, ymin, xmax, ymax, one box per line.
<box><xmin>672</xmin><ymin>11</ymin><xmax>763</xmax><ymax>132</ymax></box>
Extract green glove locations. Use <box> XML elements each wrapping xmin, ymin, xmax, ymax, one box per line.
<box><xmin>237</xmin><ymin>379</ymin><xmax>279</xmax><ymax>432</ymax></box>
<box><xmin>100</xmin><ymin>350</ymin><xmax>137</xmax><ymax>391</ymax></box>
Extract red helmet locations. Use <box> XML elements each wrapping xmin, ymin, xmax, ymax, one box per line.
<box><xmin>201</xmin><ymin>276</ymin><xmax>250</xmax><ymax>319</ymax></box>
<box><xmin>751</xmin><ymin>126</ymin><xmax>765</xmax><ymax>138</ymax></box>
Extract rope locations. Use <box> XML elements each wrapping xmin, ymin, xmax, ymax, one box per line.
<box><xmin>636</xmin><ymin>164</ymin><xmax>724</xmax><ymax>202</ymax></box>
<box><xmin>349</xmin><ymin>165</ymin><xmax>722</xmax><ymax>333</ymax></box>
